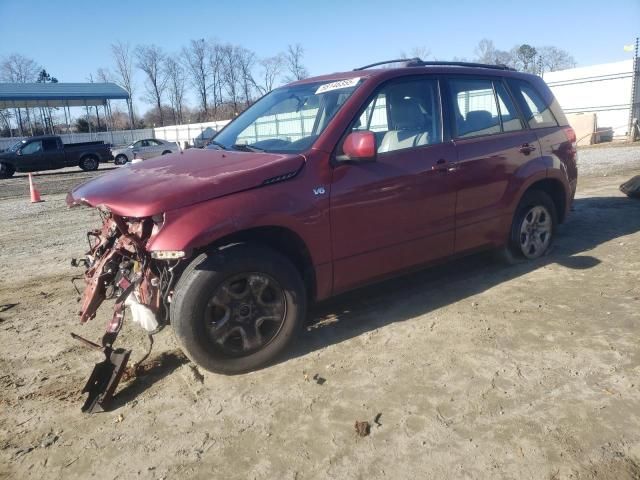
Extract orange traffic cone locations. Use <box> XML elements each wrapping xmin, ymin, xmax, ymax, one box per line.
<box><xmin>28</xmin><ymin>173</ymin><xmax>44</xmax><ymax>203</ymax></box>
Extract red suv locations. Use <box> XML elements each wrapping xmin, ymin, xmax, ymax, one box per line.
<box><xmin>69</xmin><ymin>60</ymin><xmax>577</xmax><ymax>380</ymax></box>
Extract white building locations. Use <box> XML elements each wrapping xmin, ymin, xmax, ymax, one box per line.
<box><xmin>543</xmin><ymin>59</ymin><xmax>635</xmax><ymax>142</ymax></box>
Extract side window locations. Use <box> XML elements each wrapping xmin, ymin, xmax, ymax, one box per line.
<box><xmin>448</xmin><ymin>78</ymin><xmax>500</xmax><ymax>138</ymax></box>
<box><xmin>353</xmin><ymin>92</ymin><xmax>388</xmax><ymax>132</ymax></box>
<box><xmin>133</xmin><ymin>141</ymin><xmax>143</xmax><ymax>148</ymax></box>
<box><xmin>509</xmin><ymin>79</ymin><xmax>557</xmax><ymax>129</ymax></box>
<box><xmin>21</xmin><ymin>141</ymin><xmax>42</xmax><ymax>155</ymax></box>
<box><xmin>349</xmin><ymin>78</ymin><xmax>442</xmax><ymax>154</ymax></box>
<box><xmin>148</xmin><ymin>139</ymin><xmax>162</xmax><ymax>146</ymax></box>
<box><xmin>42</xmin><ymin>139</ymin><xmax>58</xmax><ymax>151</ymax></box>
<box><xmin>494</xmin><ymin>82</ymin><xmax>523</xmax><ymax>132</ymax></box>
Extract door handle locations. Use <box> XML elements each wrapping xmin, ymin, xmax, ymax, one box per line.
<box><xmin>432</xmin><ymin>158</ymin><xmax>449</xmax><ymax>172</ymax></box>
<box><xmin>432</xmin><ymin>159</ymin><xmax>458</xmax><ymax>173</ymax></box>
<box><xmin>519</xmin><ymin>143</ymin><xmax>536</xmax><ymax>155</ymax></box>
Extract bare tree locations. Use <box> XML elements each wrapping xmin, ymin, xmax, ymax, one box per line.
<box><xmin>236</xmin><ymin>47</ymin><xmax>257</xmax><ymax>107</ymax></box>
<box><xmin>400</xmin><ymin>46</ymin><xmax>431</xmax><ymax>60</ymax></box>
<box><xmin>284</xmin><ymin>44</ymin><xmax>308</xmax><ymax>82</ymax></box>
<box><xmin>221</xmin><ymin>44</ymin><xmax>242</xmax><ymax>114</ymax></box>
<box><xmin>0</xmin><ymin>53</ymin><xmax>40</xmax><ymax>135</ymax></box>
<box><xmin>136</xmin><ymin>44</ymin><xmax>168</xmax><ymax>126</ymax></box>
<box><xmin>494</xmin><ymin>49</ymin><xmax>515</xmax><ymax>67</ymax></box>
<box><xmin>538</xmin><ymin>46</ymin><xmax>576</xmax><ymax>73</ymax></box>
<box><xmin>183</xmin><ymin>39</ymin><xmax>211</xmax><ymax>119</ymax></box>
<box><xmin>474</xmin><ymin>39</ymin><xmax>497</xmax><ymax>64</ymax></box>
<box><xmin>96</xmin><ymin>68</ymin><xmax>112</xmax><ymax>83</ymax></box>
<box><xmin>164</xmin><ymin>55</ymin><xmax>186</xmax><ymax>124</ymax></box>
<box><xmin>253</xmin><ymin>55</ymin><xmax>284</xmax><ymax>95</ymax></box>
<box><xmin>208</xmin><ymin>42</ymin><xmax>225</xmax><ymax>116</ymax></box>
<box><xmin>111</xmin><ymin>41</ymin><xmax>136</xmax><ymax>128</ymax></box>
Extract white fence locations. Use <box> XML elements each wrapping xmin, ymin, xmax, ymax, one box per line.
<box><xmin>153</xmin><ymin>120</ymin><xmax>230</xmax><ymax>148</ymax></box>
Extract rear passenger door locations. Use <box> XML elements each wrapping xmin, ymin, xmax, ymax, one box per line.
<box><xmin>444</xmin><ymin>76</ymin><xmax>542</xmax><ymax>253</ymax></box>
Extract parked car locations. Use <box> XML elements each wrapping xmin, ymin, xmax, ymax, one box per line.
<box><xmin>111</xmin><ymin>138</ymin><xmax>179</xmax><ymax>165</ymax></box>
<box><xmin>68</xmin><ymin>60</ymin><xmax>577</xmax><ymax>383</ymax></box>
<box><xmin>0</xmin><ymin>135</ymin><xmax>112</xmax><ymax>178</ymax></box>
<box><xmin>193</xmin><ymin>127</ymin><xmax>217</xmax><ymax>148</ymax></box>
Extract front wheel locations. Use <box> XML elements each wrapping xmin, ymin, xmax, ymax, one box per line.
<box><xmin>171</xmin><ymin>244</ymin><xmax>307</xmax><ymax>374</ymax></box>
<box><xmin>503</xmin><ymin>190</ymin><xmax>557</xmax><ymax>262</ymax></box>
<box><xmin>114</xmin><ymin>154</ymin><xmax>128</xmax><ymax>165</ymax></box>
<box><xmin>0</xmin><ymin>162</ymin><xmax>15</xmax><ymax>179</ymax></box>
<box><xmin>79</xmin><ymin>155</ymin><xmax>99</xmax><ymax>171</ymax></box>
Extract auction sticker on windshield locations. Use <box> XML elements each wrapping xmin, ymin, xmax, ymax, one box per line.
<box><xmin>315</xmin><ymin>77</ymin><xmax>360</xmax><ymax>94</ymax></box>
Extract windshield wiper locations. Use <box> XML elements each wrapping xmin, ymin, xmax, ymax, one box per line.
<box><xmin>232</xmin><ymin>143</ymin><xmax>265</xmax><ymax>152</ymax></box>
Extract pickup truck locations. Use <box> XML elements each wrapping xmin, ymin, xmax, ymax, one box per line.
<box><xmin>0</xmin><ymin>135</ymin><xmax>113</xmax><ymax>178</ymax></box>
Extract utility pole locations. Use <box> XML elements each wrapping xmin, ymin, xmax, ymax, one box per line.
<box><xmin>629</xmin><ymin>36</ymin><xmax>639</xmax><ymax>142</ymax></box>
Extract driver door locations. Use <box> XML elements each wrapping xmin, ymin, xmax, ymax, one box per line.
<box><xmin>18</xmin><ymin>140</ymin><xmax>44</xmax><ymax>170</ymax></box>
<box><xmin>330</xmin><ymin>77</ymin><xmax>457</xmax><ymax>293</ymax></box>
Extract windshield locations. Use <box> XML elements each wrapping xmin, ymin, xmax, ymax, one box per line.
<box><xmin>214</xmin><ymin>78</ymin><xmax>362</xmax><ymax>153</ymax></box>
<box><xmin>9</xmin><ymin>140</ymin><xmax>26</xmax><ymax>152</ymax></box>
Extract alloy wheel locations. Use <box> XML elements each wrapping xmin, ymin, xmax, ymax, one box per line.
<box><xmin>519</xmin><ymin>205</ymin><xmax>552</xmax><ymax>259</ymax></box>
<box><xmin>205</xmin><ymin>273</ymin><xmax>287</xmax><ymax>356</ymax></box>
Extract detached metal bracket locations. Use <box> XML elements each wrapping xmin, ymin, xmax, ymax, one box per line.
<box><xmin>72</xmin><ymin>276</ymin><xmax>140</xmax><ymax>413</ymax></box>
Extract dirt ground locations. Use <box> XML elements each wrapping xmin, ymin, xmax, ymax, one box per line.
<box><xmin>1</xmin><ymin>155</ymin><xmax>640</xmax><ymax>479</ymax></box>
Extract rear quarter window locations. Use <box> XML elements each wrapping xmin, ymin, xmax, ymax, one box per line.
<box><xmin>508</xmin><ymin>79</ymin><xmax>559</xmax><ymax>129</ymax></box>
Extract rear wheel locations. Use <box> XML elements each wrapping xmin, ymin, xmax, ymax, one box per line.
<box><xmin>0</xmin><ymin>162</ymin><xmax>15</xmax><ymax>179</ymax></box>
<box><xmin>114</xmin><ymin>154</ymin><xmax>128</xmax><ymax>165</ymax></box>
<box><xmin>502</xmin><ymin>190</ymin><xmax>557</xmax><ymax>262</ymax></box>
<box><xmin>161</xmin><ymin>150</ymin><xmax>171</xmax><ymax>155</ymax></box>
<box><xmin>79</xmin><ymin>155</ymin><xmax>99</xmax><ymax>171</ymax></box>
<box><xmin>171</xmin><ymin>244</ymin><xmax>307</xmax><ymax>374</ymax></box>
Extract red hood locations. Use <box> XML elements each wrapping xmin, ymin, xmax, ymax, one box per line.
<box><xmin>67</xmin><ymin>148</ymin><xmax>305</xmax><ymax>217</ymax></box>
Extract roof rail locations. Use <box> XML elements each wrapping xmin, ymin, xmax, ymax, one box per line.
<box><xmin>354</xmin><ymin>58</ymin><xmax>516</xmax><ymax>72</ymax></box>
<box><xmin>353</xmin><ymin>58</ymin><xmax>421</xmax><ymax>71</ymax></box>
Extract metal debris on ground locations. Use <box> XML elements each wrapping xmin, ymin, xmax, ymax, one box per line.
<box><xmin>354</xmin><ymin>420</ymin><xmax>371</xmax><ymax>437</ymax></box>
<box><xmin>374</xmin><ymin>413</ymin><xmax>382</xmax><ymax>427</ymax></box>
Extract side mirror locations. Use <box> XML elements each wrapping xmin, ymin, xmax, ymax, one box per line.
<box><xmin>338</xmin><ymin>131</ymin><xmax>376</xmax><ymax>162</ymax></box>
<box><xmin>16</xmin><ymin>149</ymin><xmax>22</xmax><ymax>156</ymax></box>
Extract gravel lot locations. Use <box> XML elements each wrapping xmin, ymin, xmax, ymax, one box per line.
<box><xmin>1</xmin><ymin>145</ymin><xmax>639</xmax><ymax>479</ymax></box>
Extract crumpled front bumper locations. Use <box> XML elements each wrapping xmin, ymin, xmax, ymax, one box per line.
<box><xmin>71</xmin><ymin>211</ymin><xmax>164</xmax><ymax>413</ymax></box>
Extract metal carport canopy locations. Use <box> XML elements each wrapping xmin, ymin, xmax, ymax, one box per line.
<box><xmin>0</xmin><ymin>82</ymin><xmax>129</xmax><ymax>108</ymax></box>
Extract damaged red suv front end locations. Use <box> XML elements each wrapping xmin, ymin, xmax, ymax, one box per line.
<box><xmin>68</xmin><ymin>204</ymin><xmax>176</xmax><ymax>412</ymax></box>
<box><xmin>66</xmin><ymin>147</ymin><xmax>307</xmax><ymax>412</ymax></box>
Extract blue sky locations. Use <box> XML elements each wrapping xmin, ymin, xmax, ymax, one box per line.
<box><xmin>0</xmin><ymin>0</ymin><xmax>638</xmax><ymax>112</ymax></box>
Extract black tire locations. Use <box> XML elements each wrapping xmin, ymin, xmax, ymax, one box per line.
<box><xmin>114</xmin><ymin>154</ymin><xmax>128</xmax><ymax>165</ymax></box>
<box><xmin>501</xmin><ymin>189</ymin><xmax>557</xmax><ymax>263</ymax></box>
<box><xmin>0</xmin><ymin>162</ymin><xmax>15</xmax><ymax>179</ymax></box>
<box><xmin>171</xmin><ymin>244</ymin><xmax>307</xmax><ymax>375</ymax></box>
<box><xmin>161</xmin><ymin>150</ymin><xmax>171</xmax><ymax>155</ymax></box>
<box><xmin>79</xmin><ymin>155</ymin><xmax>99</xmax><ymax>171</ymax></box>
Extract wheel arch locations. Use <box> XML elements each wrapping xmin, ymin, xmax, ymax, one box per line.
<box><xmin>522</xmin><ymin>178</ymin><xmax>568</xmax><ymax>223</ymax></box>
<box><xmin>196</xmin><ymin>225</ymin><xmax>317</xmax><ymax>301</ymax></box>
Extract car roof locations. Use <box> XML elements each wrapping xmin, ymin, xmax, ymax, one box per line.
<box><xmin>288</xmin><ymin>62</ymin><xmax>535</xmax><ymax>87</ymax></box>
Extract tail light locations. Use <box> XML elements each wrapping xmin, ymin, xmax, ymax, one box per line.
<box><xmin>563</xmin><ymin>126</ymin><xmax>577</xmax><ymax>147</ymax></box>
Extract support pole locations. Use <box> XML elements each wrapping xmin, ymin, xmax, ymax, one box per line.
<box><xmin>629</xmin><ymin>37</ymin><xmax>639</xmax><ymax>142</ymax></box>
